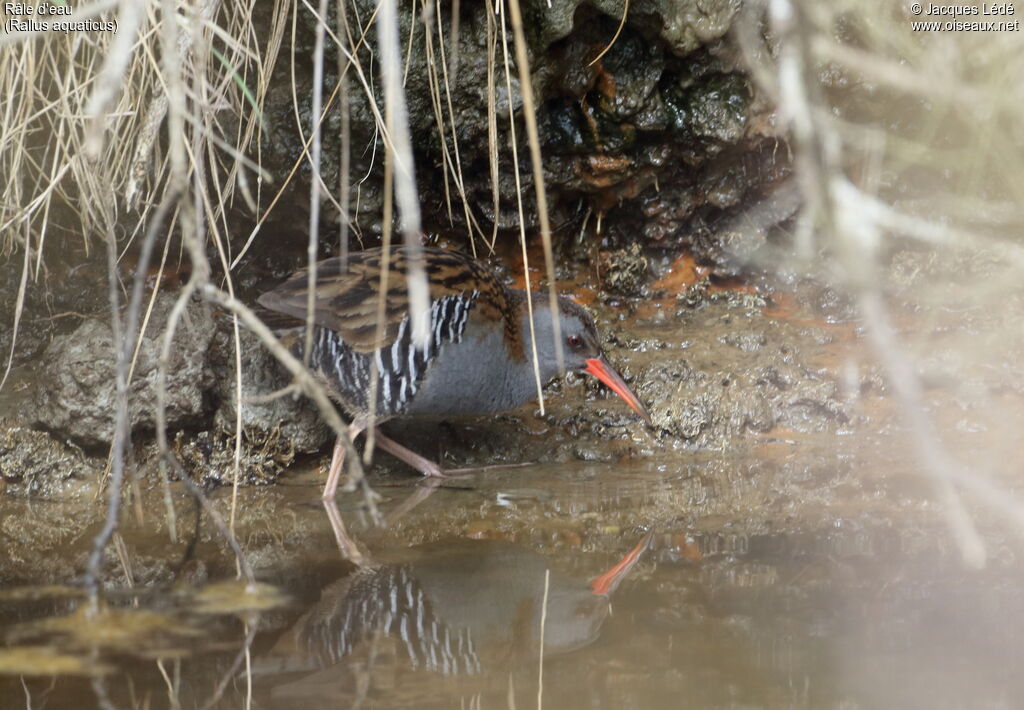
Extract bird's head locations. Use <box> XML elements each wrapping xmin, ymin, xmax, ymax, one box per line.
<box><xmin>523</xmin><ymin>294</ymin><xmax>651</xmax><ymax>425</ymax></box>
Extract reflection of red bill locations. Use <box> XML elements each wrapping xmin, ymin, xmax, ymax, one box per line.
<box><xmin>584</xmin><ymin>357</ymin><xmax>652</xmax><ymax>425</ymax></box>
<box><xmin>591</xmin><ymin>531</ymin><xmax>655</xmax><ymax>596</ymax></box>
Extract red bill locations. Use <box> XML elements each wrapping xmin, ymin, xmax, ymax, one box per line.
<box><xmin>591</xmin><ymin>531</ymin><xmax>655</xmax><ymax>596</ymax></box>
<box><xmin>584</xmin><ymin>357</ymin><xmax>652</xmax><ymax>426</ymax></box>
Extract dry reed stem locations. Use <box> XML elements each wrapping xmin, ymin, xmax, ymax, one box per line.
<box><xmin>200</xmin><ymin>616</ymin><xmax>260</xmax><ymax>710</ymax></box>
<box><xmin>364</xmin><ymin>0</ymin><xmax>432</xmax><ymax>460</ymax></box>
<box><xmin>419</xmin><ymin>0</ymin><xmax>489</xmax><ymax>253</ymax></box>
<box><xmin>231</xmin><ymin>0</ymin><xmax>386</xmax><ymax>269</ymax></box>
<box><xmin>537</xmin><ymin>567</ymin><xmax>549</xmax><ymax>710</ymax></box>
<box><xmin>156</xmin><ymin>658</ymin><xmax>178</xmax><ymax>710</ymax></box>
<box><xmin>305</xmin><ymin>0</ymin><xmax>331</xmax><ymax>372</ymax></box>
<box><xmin>448</xmin><ymin>0</ymin><xmax>461</xmax><ymax>79</ymax></box>
<box><xmin>435</xmin><ymin>0</ymin><xmax>487</xmax><ymax>250</ymax></box>
<box><xmin>506</xmin><ymin>0</ymin><xmax>563</xmax><ymax>374</ymax></box>
<box><xmin>485</xmin><ymin>0</ymin><xmax>500</xmax><ymax>251</ymax></box>
<box><xmin>364</xmin><ymin>97</ymin><xmax>395</xmax><ymax>462</ymax></box>
<box><xmin>423</xmin><ymin>1</ymin><xmax>457</xmax><ymax>227</ymax></box>
<box><xmin>337</xmin><ymin>0</ymin><xmax>353</xmax><ymax>263</ymax></box>
<box><xmin>403</xmin><ymin>0</ymin><xmax>418</xmax><ymax>86</ymax></box>
<box><xmin>378</xmin><ymin>0</ymin><xmax>431</xmax><ymax>349</ymax></box>
<box><xmin>497</xmin><ymin>0</ymin><xmax>546</xmax><ymax>413</ymax></box>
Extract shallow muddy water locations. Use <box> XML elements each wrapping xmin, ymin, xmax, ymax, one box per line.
<box><xmin>2</xmin><ymin>433</ymin><xmax>1023</xmax><ymax>710</ymax></box>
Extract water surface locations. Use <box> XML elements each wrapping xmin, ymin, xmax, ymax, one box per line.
<box><xmin>2</xmin><ymin>438</ymin><xmax>1021</xmax><ymax>709</ymax></box>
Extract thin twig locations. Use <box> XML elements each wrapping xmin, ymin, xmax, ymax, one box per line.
<box><xmin>587</xmin><ymin>0</ymin><xmax>629</xmax><ymax>67</ymax></box>
<box><xmin>304</xmin><ymin>0</ymin><xmax>330</xmax><ymax>367</ymax></box>
<box><xmin>201</xmin><ymin>615</ymin><xmax>260</xmax><ymax>710</ymax></box>
<box><xmin>229</xmin><ymin>0</ymin><xmax>387</xmax><ymax>270</ymax></box>
<box><xmin>84</xmin><ymin>183</ymin><xmax>177</xmax><ymax>613</ymax></box>
<box><xmin>199</xmin><ymin>285</ymin><xmax>381</xmax><ymax>522</ymax></box>
<box><xmin>338</xmin><ymin>0</ymin><xmax>352</xmax><ymax>264</ymax></box>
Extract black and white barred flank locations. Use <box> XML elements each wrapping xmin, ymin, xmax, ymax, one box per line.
<box><xmin>310</xmin><ymin>292</ymin><xmax>478</xmax><ymax>416</ymax></box>
<box><xmin>298</xmin><ymin>565</ymin><xmax>482</xmax><ymax>676</ymax></box>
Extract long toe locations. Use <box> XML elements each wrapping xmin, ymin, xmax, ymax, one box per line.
<box><xmin>373</xmin><ymin>433</ymin><xmax>453</xmax><ymax>479</ymax></box>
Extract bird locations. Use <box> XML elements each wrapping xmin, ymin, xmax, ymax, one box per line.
<box><xmin>257</xmin><ymin>246</ymin><xmax>650</xmax><ymax>499</ymax></box>
<box><xmin>251</xmin><ymin>534</ymin><xmax>652</xmax><ymax>684</ymax></box>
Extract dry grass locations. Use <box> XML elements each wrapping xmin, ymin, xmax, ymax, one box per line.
<box><xmin>1</xmin><ymin>0</ymin><xmax>303</xmax><ymax>607</ymax></box>
<box><xmin>0</xmin><ymin>1</ymin><xmax>279</xmax><ymax>256</ymax></box>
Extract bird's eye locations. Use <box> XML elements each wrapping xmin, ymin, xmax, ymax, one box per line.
<box><xmin>567</xmin><ymin>334</ymin><xmax>583</xmax><ymax>348</ymax></box>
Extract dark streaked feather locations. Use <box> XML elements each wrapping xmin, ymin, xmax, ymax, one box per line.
<box><xmin>294</xmin><ymin>565</ymin><xmax>482</xmax><ymax>675</ymax></box>
<box><xmin>256</xmin><ymin>247</ymin><xmax>514</xmax><ymax>354</ymax></box>
<box><xmin>312</xmin><ymin>293</ymin><xmax>476</xmax><ymax>416</ymax></box>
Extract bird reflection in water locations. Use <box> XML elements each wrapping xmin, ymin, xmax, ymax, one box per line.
<box><xmin>251</xmin><ymin>535</ymin><xmax>651</xmax><ymax>701</ymax></box>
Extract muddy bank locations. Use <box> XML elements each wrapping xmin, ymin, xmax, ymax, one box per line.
<box><xmin>9</xmin><ymin>234</ymin><xmax>1024</xmax><ymax>516</ymax></box>
<box><xmin>7</xmin><ymin>258</ymin><xmax>854</xmax><ymax>496</ymax></box>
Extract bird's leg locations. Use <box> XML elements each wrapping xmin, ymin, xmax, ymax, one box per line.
<box><xmin>375</xmin><ymin>437</ymin><xmax>535</xmax><ymax>478</ymax></box>
<box><xmin>322</xmin><ymin>499</ymin><xmax>368</xmax><ymax>565</ymax></box>
<box><xmin>373</xmin><ymin>435</ymin><xmax>448</xmax><ymax>478</ymax></box>
<box><xmin>326</xmin><ymin>423</ymin><xmax>519</xmax><ymax>487</ymax></box>
<box><xmin>322</xmin><ymin>419</ymin><xmax>368</xmax><ymax>500</ymax></box>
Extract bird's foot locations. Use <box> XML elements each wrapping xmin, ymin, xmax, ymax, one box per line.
<box><xmin>372</xmin><ymin>435</ymin><xmax>468</xmax><ymax>479</ymax></box>
<box><xmin>372</xmin><ymin>434</ymin><xmax>532</xmax><ymax>479</ymax></box>
<box><xmin>416</xmin><ymin>459</ymin><xmax>445</xmax><ymax>477</ymax></box>
<box><xmin>441</xmin><ymin>461</ymin><xmax>535</xmax><ymax>476</ymax></box>
<box><xmin>417</xmin><ymin>461</ymin><xmax>473</xmax><ymax>479</ymax></box>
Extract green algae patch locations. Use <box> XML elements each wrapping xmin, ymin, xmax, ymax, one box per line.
<box><xmin>9</xmin><ymin>605</ymin><xmax>201</xmax><ymax>654</ymax></box>
<box><xmin>0</xmin><ymin>645</ymin><xmax>113</xmax><ymax>677</ymax></box>
<box><xmin>189</xmin><ymin>580</ymin><xmax>290</xmax><ymax>615</ymax></box>
<box><xmin>0</xmin><ymin>585</ymin><xmax>86</xmax><ymax>602</ymax></box>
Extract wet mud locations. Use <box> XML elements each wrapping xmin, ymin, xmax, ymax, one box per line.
<box><xmin>14</xmin><ymin>237</ymin><xmax>855</xmax><ymax>494</ymax></box>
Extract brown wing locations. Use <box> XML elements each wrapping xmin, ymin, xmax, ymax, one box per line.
<box><xmin>256</xmin><ymin>247</ymin><xmax>511</xmax><ymax>353</ymax></box>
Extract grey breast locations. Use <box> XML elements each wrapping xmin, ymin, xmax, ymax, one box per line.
<box><xmin>311</xmin><ymin>293</ymin><xmax>486</xmax><ymax>418</ymax></box>
<box><xmin>401</xmin><ymin>306</ymin><xmax>551</xmax><ymax>417</ymax></box>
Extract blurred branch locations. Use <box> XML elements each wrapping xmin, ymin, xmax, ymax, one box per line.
<box><xmin>768</xmin><ymin>0</ymin><xmax>1024</xmax><ymax>567</ymax></box>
